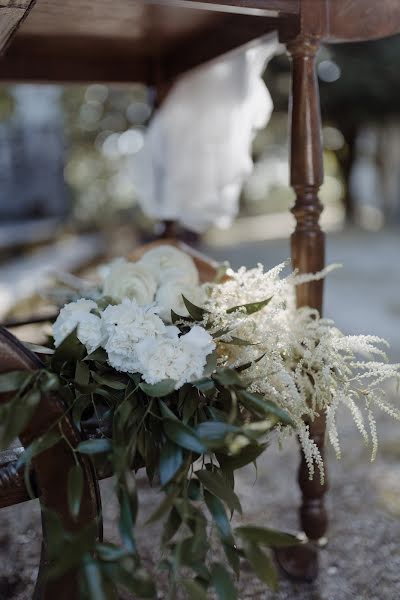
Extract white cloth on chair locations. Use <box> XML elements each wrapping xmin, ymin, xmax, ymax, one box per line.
<box><xmin>135</xmin><ymin>33</ymin><xmax>279</xmax><ymax>233</ymax></box>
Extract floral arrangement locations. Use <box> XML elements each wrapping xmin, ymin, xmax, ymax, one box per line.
<box><xmin>1</xmin><ymin>244</ymin><xmax>399</xmax><ymax>599</ymax></box>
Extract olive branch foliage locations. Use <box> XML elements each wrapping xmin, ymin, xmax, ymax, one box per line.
<box><xmin>0</xmin><ymin>297</ymin><xmax>299</xmax><ymax>599</ymax></box>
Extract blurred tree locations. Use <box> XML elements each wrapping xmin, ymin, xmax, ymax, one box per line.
<box><xmin>62</xmin><ymin>84</ymin><xmax>153</xmax><ymax>227</ymax></box>
<box><xmin>265</xmin><ymin>33</ymin><xmax>400</xmax><ymax>224</ymax></box>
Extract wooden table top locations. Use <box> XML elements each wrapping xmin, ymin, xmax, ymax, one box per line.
<box><xmin>0</xmin><ymin>1</ymin><xmax>400</xmax><ymax>84</ymax></box>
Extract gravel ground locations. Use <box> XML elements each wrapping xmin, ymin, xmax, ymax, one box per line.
<box><xmin>1</xmin><ymin>229</ymin><xmax>400</xmax><ymax>599</ymax></box>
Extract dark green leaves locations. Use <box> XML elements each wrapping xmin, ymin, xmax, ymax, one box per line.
<box><xmin>52</xmin><ymin>330</ymin><xmax>85</xmax><ymax>363</ymax></box>
<box><xmin>226</xmin><ymin>297</ymin><xmax>272</xmax><ymax>315</ymax></box>
<box><xmin>68</xmin><ymin>464</ymin><xmax>84</xmax><ymax>519</ymax></box>
<box><xmin>211</xmin><ymin>563</ymin><xmax>237</xmax><ymax>600</ymax></box>
<box><xmin>235</xmin><ymin>526</ymin><xmax>299</xmax><ymax>548</ymax></box>
<box><xmin>196</xmin><ymin>469</ymin><xmax>242</xmax><ymax>514</ymax></box>
<box><xmin>213</xmin><ymin>368</ymin><xmax>243</xmax><ymax>387</ymax></box>
<box><xmin>204</xmin><ymin>491</ymin><xmax>233</xmax><ymax>543</ymax></box>
<box><xmin>0</xmin><ymin>388</ymin><xmax>41</xmax><ymax>450</ymax></box>
<box><xmin>163</xmin><ymin>419</ymin><xmax>206</xmax><ymax>454</ymax></box>
<box><xmin>238</xmin><ymin>390</ymin><xmax>294</xmax><ymax>425</ymax></box>
<box><xmin>159</xmin><ymin>441</ymin><xmax>183</xmax><ymax>486</ymax></box>
<box><xmin>182</xmin><ymin>295</ymin><xmax>209</xmax><ymax>321</ymax></box>
<box><xmin>76</xmin><ymin>438</ymin><xmax>112</xmax><ymax>455</ymax></box>
<box><xmin>196</xmin><ymin>421</ymin><xmax>239</xmax><ymax>449</ymax></box>
<box><xmin>82</xmin><ymin>559</ymin><xmax>109</xmax><ymax>600</ymax></box>
<box><xmin>139</xmin><ymin>379</ymin><xmax>176</xmax><ymax>397</ymax></box>
<box><xmin>241</xmin><ymin>542</ymin><xmax>277</xmax><ymax>589</ymax></box>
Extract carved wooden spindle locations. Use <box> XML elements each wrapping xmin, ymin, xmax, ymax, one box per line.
<box><xmin>288</xmin><ymin>36</ymin><xmax>328</xmax><ymax>542</ymax></box>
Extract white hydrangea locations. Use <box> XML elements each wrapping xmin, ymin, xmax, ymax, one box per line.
<box><xmin>155</xmin><ymin>280</ymin><xmax>206</xmax><ymax>322</ymax></box>
<box><xmin>101</xmin><ymin>299</ymin><xmax>165</xmax><ymax>373</ymax></box>
<box><xmin>102</xmin><ymin>261</ymin><xmax>157</xmax><ymax>304</ymax></box>
<box><xmin>53</xmin><ymin>299</ymin><xmax>104</xmax><ymax>353</ymax></box>
<box><xmin>138</xmin><ymin>245</ymin><xmax>199</xmax><ymax>286</ymax></box>
<box><xmin>137</xmin><ymin>325</ymin><xmax>215</xmax><ymax>388</ymax></box>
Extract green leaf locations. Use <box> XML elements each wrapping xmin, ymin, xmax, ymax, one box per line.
<box><xmin>68</xmin><ymin>464</ymin><xmax>84</xmax><ymax>519</ymax></box>
<box><xmin>0</xmin><ymin>389</ymin><xmax>41</xmax><ymax>450</ymax></box>
<box><xmin>242</xmin><ymin>542</ymin><xmax>277</xmax><ymax>590</ymax></box>
<box><xmin>84</xmin><ymin>348</ymin><xmax>108</xmax><ymax>362</ymax></box>
<box><xmin>182</xmin><ymin>295</ymin><xmax>209</xmax><ymax>321</ymax></box>
<box><xmin>146</xmin><ymin>490</ymin><xmax>178</xmax><ymax>524</ymax></box>
<box><xmin>158</xmin><ymin>399</ymin><xmax>178</xmax><ymax>420</ymax></box>
<box><xmin>77</xmin><ymin>438</ymin><xmax>112</xmax><ymax>455</ymax></box>
<box><xmin>75</xmin><ymin>361</ymin><xmax>90</xmax><ymax>386</ymax></box>
<box><xmin>196</xmin><ymin>421</ymin><xmax>239</xmax><ymax>440</ymax></box>
<box><xmin>91</xmin><ymin>372</ymin><xmax>127</xmax><ymax>390</ymax></box>
<box><xmin>213</xmin><ymin>368</ymin><xmax>244</xmax><ymax>387</ymax></box>
<box><xmin>83</xmin><ymin>559</ymin><xmax>108</xmax><ymax>600</ymax></box>
<box><xmin>171</xmin><ymin>309</ymin><xmax>191</xmax><ymax>324</ymax></box>
<box><xmin>162</xmin><ymin>507</ymin><xmax>182</xmax><ymax>544</ymax></box>
<box><xmin>217</xmin><ymin>443</ymin><xmax>268</xmax><ymax>471</ymax></box>
<box><xmin>52</xmin><ymin>329</ymin><xmax>85</xmax><ymax>362</ymax></box>
<box><xmin>17</xmin><ymin>429</ymin><xmax>61</xmax><ymax>469</ymax></box>
<box><xmin>196</xmin><ymin>421</ymin><xmax>239</xmax><ymax>449</ymax></box>
<box><xmin>235</xmin><ymin>353</ymin><xmax>266</xmax><ymax>373</ymax></box>
<box><xmin>181</xmin><ymin>579</ymin><xmax>208</xmax><ymax>600</ymax></box>
<box><xmin>96</xmin><ymin>543</ymin><xmax>129</xmax><ymax>562</ymax></box>
<box><xmin>140</xmin><ymin>379</ymin><xmax>176</xmax><ymax>397</ymax></box>
<box><xmin>223</xmin><ymin>542</ymin><xmax>240</xmax><ymax>579</ymax></box>
<box><xmin>204</xmin><ymin>491</ymin><xmax>233</xmax><ymax>543</ymax></box>
<box><xmin>196</xmin><ymin>470</ymin><xmax>242</xmax><ymax>515</ymax></box>
<box><xmin>118</xmin><ymin>486</ymin><xmax>136</xmax><ymax>553</ymax></box>
<box><xmin>203</xmin><ymin>351</ymin><xmax>217</xmax><ymax>377</ymax></box>
<box><xmin>211</xmin><ymin>563</ymin><xmax>237</xmax><ymax>600</ymax></box>
<box><xmin>187</xmin><ymin>479</ymin><xmax>201</xmax><ymax>501</ymax></box>
<box><xmin>193</xmin><ymin>377</ymin><xmax>215</xmax><ymax>394</ymax></box>
<box><xmin>225</xmin><ymin>337</ymin><xmax>254</xmax><ymax>346</ymax></box>
<box><xmin>226</xmin><ymin>297</ymin><xmax>272</xmax><ymax>315</ymax></box>
<box><xmin>0</xmin><ymin>371</ymin><xmax>31</xmax><ymax>393</ymax></box>
<box><xmin>72</xmin><ymin>394</ymin><xmax>92</xmax><ymax>431</ymax></box>
<box><xmin>235</xmin><ymin>526</ymin><xmax>299</xmax><ymax>548</ymax></box>
<box><xmin>182</xmin><ymin>394</ymin><xmax>198</xmax><ymax>424</ymax></box>
<box><xmin>159</xmin><ymin>441</ymin><xmax>183</xmax><ymax>486</ymax></box>
<box><xmin>164</xmin><ymin>419</ymin><xmax>206</xmax><ymax>454</ymax></box>
<box><xmin>238</xmin><ymin>390</ymin><xmax>294</xmax><ymax>425</ymax></box>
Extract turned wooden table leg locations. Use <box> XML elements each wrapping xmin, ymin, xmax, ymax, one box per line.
<box><xmin>275</xmin><ymin>35</ymin><xmax>327</xmax><ymax>582</ymax></box>
<box><xmin>288</xmin><ymin>36</ymin><xmax>328</xmax><ymax>544</ymax></box>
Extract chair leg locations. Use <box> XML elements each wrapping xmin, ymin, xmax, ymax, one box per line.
<box><xmin>275</xmin><ymin>33</ymin><xmax>328</xmax><ymax>582</ymax></box>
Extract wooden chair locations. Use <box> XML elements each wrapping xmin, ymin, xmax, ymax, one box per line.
<box><xmin>1</xmin><ymin>0</ymin><xmax>400</xmax><ymax>593</ymax></box>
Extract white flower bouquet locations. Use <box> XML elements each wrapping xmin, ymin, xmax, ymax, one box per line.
<box><xmin>1</xmin><ymin>244</ymin><xmax>399</xmax><ymax>598</ymax></box>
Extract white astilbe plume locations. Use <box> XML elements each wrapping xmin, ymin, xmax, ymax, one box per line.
<box><xmin>203</xmin><ymin>263</ymin><xmax>400</xmax><ymax>481</ymax></box>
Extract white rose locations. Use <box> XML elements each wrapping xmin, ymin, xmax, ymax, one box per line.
<box><xmin>53</xmin><ymin>299</ymin><xmax>103</xmax><ymax>353</ymax></box>
<box><xmin>155</xmin><ymin>281</ymin><xmax>206</xmax><ymax>322</ymax></box>
<box><xmin>102</xmin><ymin>262</ymin><xmax>157</xmax><ymax>305</ymax></box>
<box><xmin>138</xmin><ymin>245</ymin><xmax>199</xmax><ymax>286</ymax></box>
<box><xmin>101</xmin><ymin>299</ymin><xmax>165</xmax><ymax>373</ymax></box>
<box><xmin>97</xmin><ymin>257</ymin><xmax>127</xmax><ymax>283</ymax></box>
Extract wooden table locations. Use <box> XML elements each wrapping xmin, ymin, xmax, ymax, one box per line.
<box><xmin>1</xmin><ymin>0</ymin><xmax>400</xmax><ymax>584</ymax></box>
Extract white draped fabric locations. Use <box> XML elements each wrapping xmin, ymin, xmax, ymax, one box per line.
<box><xmin>136</xmin><ymin>34</ymin><xmax>279</xmax><ymax>232</ymax></box>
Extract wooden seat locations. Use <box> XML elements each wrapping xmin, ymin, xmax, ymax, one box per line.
<box><xmin>0</xmin><ymin>327</ymin><xmax>101</xmax><ymax>600</ymax></box>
